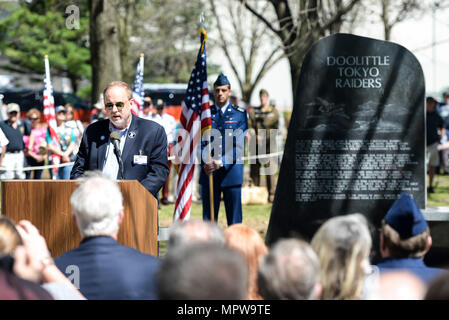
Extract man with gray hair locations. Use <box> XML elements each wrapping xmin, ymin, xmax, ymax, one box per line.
<box><xmin>55</xmin><ymin>172</ymin><xmax>160</xmax><ymax>299</ymax></box>
<box><xmin>167</xmin><ymin>219</ymin><xmax>225</xmax><ymax>251</ymax></box>
<box><xmin>257</xmin><ymin>238</ymin><xmax>321</xmax><ymax>300</ymax></box>
<box><xmin>158</xmin><ymin>242</ymin><xmax>248</xmax><ymax>300</ymax></box>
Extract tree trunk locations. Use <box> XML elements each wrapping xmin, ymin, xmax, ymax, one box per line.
<box><xmin>381</xmin><ymin>0</ymin><xmax>391</xmax><ymax>40</ymax></box>
<box><xmin>89</xmin><ymin>0</ymin><xmax>122</xmax><ymax>104</ymax></box>
<box><xmin>68</xmin><ymin>74</ymin><xmax>80</xmax><ymax>95</ymax></box>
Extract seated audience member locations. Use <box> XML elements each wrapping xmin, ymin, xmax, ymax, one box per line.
<box><xmin>377</xmin><ymin>271</ymin><xmax>426</xmax><ymax>300</ymax></box>
<box><xmin>311</xmin><ymin>213</ymin><xmax>375</xmax><ymax>300</ymax></box>
<box><xmin>257</xmin><ymin>238</ymin><xmax>321</xmax><ymax>300</ymax></box>
<box><xmin>0</xmin><ymin>217</ymin><xmax>82</xmax><ymax>299</ymax></box>
<box><xmin>167</xmin><ymin>219</ymin><xmax>225</xmax><ymax>251</ymax></box>
<box><xmin>55</xmin><ymin>172</ymin><xmax>160</xmax><ymax>299</ymax></box>
<box><xmin>224</xmin><ymin>224</ymin><xmax>268</xmax><ymax>300</ymax></box>
<box><xmin>425</xmin><ymin>272</ymin><xmax>449</xmax><ymax>300</ymax></box>
<box><xmin>376</xmin><ymin>193</ymin><xmax>447</xmax><ymax>284</ymax></box>
<box><xmin>157</xmin><ymin>242</ymin><xmax>248</xmax><ymax>300</ymax></box>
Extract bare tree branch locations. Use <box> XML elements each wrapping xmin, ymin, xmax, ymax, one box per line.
<box><xmin>240</xmin><ymin>0</ymin><xmax>281</xmax><ymax>36</ymax></box>
<box><xmin>209</xmin><ymin>0</ymin><xmax>284</xmax><ymax>102</ymax></box>
<box><xmin>209</xmin><ymin>0</ymin><xmax>244</xmax><ymax>91</ymax></box>
<box><xmin>320</xmin><ymin>0</ymin><xmax>360</xmax><ymax>32</ymax></box>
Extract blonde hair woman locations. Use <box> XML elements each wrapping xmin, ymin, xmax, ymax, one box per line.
<box><xmin>311</xmin><ymin>213</ymin><xmax>373</xmax><ymax>300</ymax></box>
<box><xmin>224</xmin><ymin>224</ymin><xmax>268</xmax><ymax>300</ymax></box>
<box><xmin>0</xmin><ymin>216</ymin><xmax>22</xmax><ymax>254</ymax></box>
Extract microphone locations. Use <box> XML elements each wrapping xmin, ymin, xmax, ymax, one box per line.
<box><xmin>110</xmin><ymin>131</ymin><xmax>124</xmax><ymax>179</ymax></box>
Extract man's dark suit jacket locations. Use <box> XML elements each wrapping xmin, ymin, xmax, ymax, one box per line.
<box><xmin>70</xmin><ymin>114</ymin><xmax>169</xmax><ymax>197</ymax></box>
<box><xmin>55</xmin><ymin>236</ymin><xmax>160</xmax><ymax>300</ymax></box>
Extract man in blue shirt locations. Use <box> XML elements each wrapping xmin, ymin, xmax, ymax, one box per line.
<box><xmin>376</xmin><ymin>193</ymin><xmax>447</xmax><ymax>284</ymax></box>
<box><xmin>200</xmin><ymin>74</ymin><xmax>248</xmax><ymax>226</ymax></box>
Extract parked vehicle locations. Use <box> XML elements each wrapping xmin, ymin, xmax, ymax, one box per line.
<box><xmin>143</xmin><ymin>83</ymin><xmax>187</xmax><ymax>121</ymax></box>
<box><xmin>0</xmin><ymin>88</ymin><xmax>92</xmax><ymax>122</ymax></box>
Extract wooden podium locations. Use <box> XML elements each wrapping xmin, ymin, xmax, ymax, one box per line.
<box><xmin>1</xmin><ymin>180</ymin><xmax>158</xmax><ymax>257</ymax></box>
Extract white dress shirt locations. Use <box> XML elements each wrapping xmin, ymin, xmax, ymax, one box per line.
<box><xmin>102</xmin><ymin>119</ymin><xmax>132</xmax><ymax>179</ymax></box>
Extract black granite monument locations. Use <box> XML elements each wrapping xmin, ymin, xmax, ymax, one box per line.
<box><xmin>266</xmin><ymin>33</ymin><xmax>425</xmax><ymax>244</ymax></box>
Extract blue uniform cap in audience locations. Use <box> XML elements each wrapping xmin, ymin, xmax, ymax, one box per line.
<box><xmin>384</xmin><ymin>192</ymin><xmax>428</xmax><ymax>239</ymax></box>
<box><xmin>214</xmin><ymin>73</ymin><xmax>231</xmax><ymax>88</ymax></box>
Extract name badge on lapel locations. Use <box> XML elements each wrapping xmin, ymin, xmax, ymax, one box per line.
<box><xmin>134</xmin><ymin>155</ymin><xmax>147</xmax><ymax>165</ymax></box>
<box><xmin>133</xmin><ymin>150</ymin><xmax>147</xmax><ymax>165</ymax></box>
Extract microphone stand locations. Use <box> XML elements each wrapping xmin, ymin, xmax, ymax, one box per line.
<box><xmin>114</xmin><ymin>148</ymin><xmax>125</xmax><ymax>180</ymax></box>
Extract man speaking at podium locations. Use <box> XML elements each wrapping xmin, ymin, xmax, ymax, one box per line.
<box><xmin>71</xmin><ymin>81</ymin><xmax>169</xmax><ymax>197</ymax></box>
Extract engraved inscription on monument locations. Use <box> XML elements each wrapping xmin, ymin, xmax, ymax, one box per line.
<box><xmin>295</xmin><ymin>139</ymin><xmax>420</xmax><ymax>202</ymax></box>
<box><xmin>266</xmin><ymin>34</ymin><xmax>425</xmax><ymax>243</ymax></box>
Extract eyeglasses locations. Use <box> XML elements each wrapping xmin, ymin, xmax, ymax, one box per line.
<box><xmin>29</xmin><ymin>117</ymin><xmax>39</xmax><ymax>121</ymax></box>
<box><xmin>105</xmin><ymin>100</ymin><xmax>130</xmax><ymax>110</ymax></box>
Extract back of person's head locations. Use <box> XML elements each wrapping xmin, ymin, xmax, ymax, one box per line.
<box><xmin>311</xmin><ymin>213</ymin><xmax>372</xmax><ymax>300</ymax></box>
<box><xmin>0</xmin><ymin>216</ymin><xmax>22</xmax><ymax>254</ymax></box>
<box><xmin>381</xmin><ymin>193</ymin><xmax>430</xmax><ymax>259</ymax></box>
<box><xmin>157</xmin><ymin>242</ymin><xmax>248</xmax><ymax>300</ymax></box>
<box><xmin>70</xmin><ymin>172</ymin><xmax>124</xmax><ymax>238</ymax></box>
<box><xmin>167</xmin><ymin>219</ymin><xmax>225</xmax><ymax>250</ymax></box>
<box><xmin>378</xmin><ymin>271</ymin><xmax>426</xmax><ymax>300</ymax></box>
<box><xmin>258</xmin><ymin>238</ymin><xmax>321</xmax><ymax>300</ymax></box>
<box><xmin>224</xmin><ymin>224</ymin><xmax>268</xmax><ymax>300</ymax></box>
<box><xmin>425</xmin><ymin>272</ymin><xmax>449</xmax><ymax>300</ymax></box>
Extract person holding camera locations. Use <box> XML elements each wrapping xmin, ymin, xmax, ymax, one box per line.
<box><xmin>248</xmin><ymin>89</ymin><xmax>279</xmax><ymax>203</ymax></box>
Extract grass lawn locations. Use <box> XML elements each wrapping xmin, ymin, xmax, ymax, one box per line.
<box><xmin>158</xmin><ymin>174</ymin><xmax>449</xmax><ymax>243</ymax></box>
<box><xmin>427</xmin><ymin>174</ymin><xmax>449</xmax><ymax>207</ymax></box>
<box><xmin>158</xmin><ymin>201</ymin><xmax>272</xmax><ymax>238</ymax></box>
<box><xmin>157</xmin><ymin>201</ymin><xmax>272</xmax><ymax>257</ymax></box>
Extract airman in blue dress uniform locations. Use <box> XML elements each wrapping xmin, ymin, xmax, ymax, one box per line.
<box><xmin>200</xmin><ymin>73</ymin><xmax>248</xmax><ymax>225</ymax></box>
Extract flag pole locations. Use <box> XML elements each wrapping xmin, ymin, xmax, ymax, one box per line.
<box><xmin>200</xmin><ymin>13</ymin><xmax>215</xmax><ymax>223</ymax></box>
<box><xmin>140</xmin><ymin>53</ymin><xmax>144</xmax><ymax>75</ymax></box>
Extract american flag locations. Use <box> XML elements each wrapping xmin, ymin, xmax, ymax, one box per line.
<box><xmin>43</xmin><ymin>55</ymin><xmax>60</xmax><ymax>178</ymax></box>
<box><xmin>132</xmin><ymin>53</ymin><xmax>144</xmax><ymax>115</ymax></box>
<box><xmin>173</xmin><ymin>28</ymin><xmax>212</xmax><ymax>221</ymax></box>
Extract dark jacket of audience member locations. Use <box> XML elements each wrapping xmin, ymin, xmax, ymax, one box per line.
<box><xmin>425</xmin><ymin>272</ymin><xmax>449</xmax><ymax>300</ymax></box>
<box><xmin>0</xmin><ymin>217</ymin><xmax>53</xmax><ymax>300</ymax></box>
<box><xmin>0</xmin><ymin>268</ymin><xmax>53</xmax><ymax>300</ymax></box>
